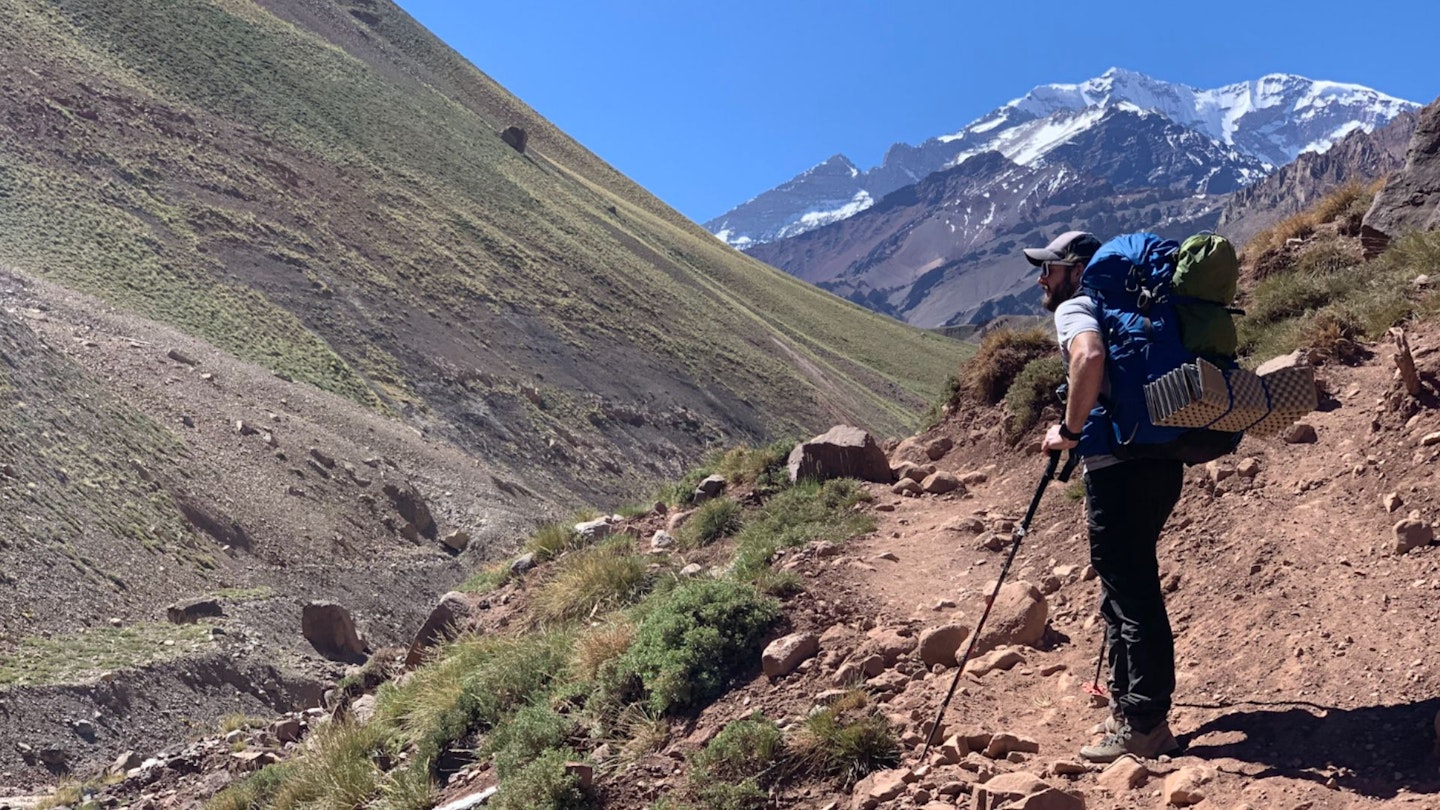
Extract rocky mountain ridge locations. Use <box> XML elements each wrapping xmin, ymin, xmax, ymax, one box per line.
<box><xmin>707</xmin><ymin>68</ymin><xmax>1417</xmax><ymax>249</ymax></box>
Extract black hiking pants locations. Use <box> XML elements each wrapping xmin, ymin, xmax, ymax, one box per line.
<box><xmin>1085</xmin><ymin>458</ymin><xmax>1184</xmax><ymax>733</ymax></box>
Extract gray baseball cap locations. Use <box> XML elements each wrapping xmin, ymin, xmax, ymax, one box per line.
<box><xmin>1023</xmin><ymin>231</ymin><xmax>1101</xmax><ymax>266</ymax></box>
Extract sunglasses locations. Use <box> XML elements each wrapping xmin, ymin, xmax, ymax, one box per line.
<box><xmin>1039</xmin><ymin>261</ymin><xmax>1078</xmax><ymax>279</ymax></box>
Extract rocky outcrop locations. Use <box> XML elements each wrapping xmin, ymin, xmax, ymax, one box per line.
<box><xmin>499</xmin><ymin>125</ymin><xmax>527</xmax><ymax>153</ymax></box>
<box><xmin>788</xmin><ymin>425</ymin><xmax>893</xmax><ymax>484</ymax></box>
<box><xmin>1220</xmin><ymin>109</ymin><xmax>1417</xmax><ymax>248</ymax></box>
<box><xmin>1362</xmin><ymin>96</ymin><xmax>1440</xmax><ymax>256</ymax></box>
<box><xmin>301</xmin><ymin>601</ymin><xmax>367</xmax><ymax>662</ymax></box>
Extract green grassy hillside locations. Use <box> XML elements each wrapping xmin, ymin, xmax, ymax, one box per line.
<box><xmin>0</xmin><ymin>0</ymin><xmax>968</xmax><ymax>500</ymax></box>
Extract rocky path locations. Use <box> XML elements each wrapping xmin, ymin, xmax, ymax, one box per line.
<box><xmin>820</xmin><ymin>328</ymin><xmax>1440</xmax><ymax>808</ymax></box>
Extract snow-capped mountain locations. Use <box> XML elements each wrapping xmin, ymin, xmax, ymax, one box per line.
<box><xmin>706</xmin><ymin>68</ymin><xmax>1417</xmax><ymax>248</ymax></box>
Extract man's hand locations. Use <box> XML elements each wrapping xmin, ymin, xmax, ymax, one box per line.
<box><xmin>1042</xmin><ymin>423</ymin><xmax>1078</xmax><ymax>453</ymax></box>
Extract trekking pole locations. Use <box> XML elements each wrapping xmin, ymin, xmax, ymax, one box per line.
<box><xmin>1084</xmin><ymin>633</ymin><xmax>1108</xmax><ymax>699</ymax></box>
<box><xmin>919</xmin><ymin>450</ymin><xmax>1080</xmax><ymax>762</ymax></box>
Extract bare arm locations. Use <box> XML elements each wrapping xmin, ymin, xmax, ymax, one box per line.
<box><xmin>1042</xmin><ymin>329</ymin><xmax>1105</xmax><ymax>452</ymax></box>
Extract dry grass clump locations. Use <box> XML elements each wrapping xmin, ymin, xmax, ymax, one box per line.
<box><xmin>573</xmin><ymin>619</ymin><xmax>635</xmax><ymax>682</ymax></box>
<box><xmin>789</xmin><ymin>690</ymin><xmax>899</xmax><ymax>789</ymax></box>
<box><xmin>960</xmin><ymin>327</ymin><xmax>1057</xmax><ymax>405</ymax></box>
<box><xmin>532</xmin><ymin>542</ymin><xmax>652</xmax><ymax>626</ymax></box>
<box><xmin>1245</xmin><ymin>181</ymin><xmax>1382</xmax><ymax>259</ymax></box>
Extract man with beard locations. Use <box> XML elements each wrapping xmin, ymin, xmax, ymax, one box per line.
<box><xmin>1024</xmin><ymin>230</ymin><xmax>1183</xmax><ymax>762</ymax></box>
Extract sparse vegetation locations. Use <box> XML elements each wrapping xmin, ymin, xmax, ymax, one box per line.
<box><xmin>1003</xmin><ymin>356</ymin><xmax>1066</xmax><ymax>439</ymax></box>
<box><xmin>204</xmin><ymin>452</ymin><xmax>877</xmax><ymax>806</ymax></box>
<box><xmin>687</xmin><ymin>715</ymin><xmax>785</xmax><ymax>810</ymax></box>
<box><xmin>525</xmin><ymin>522</ymin><xmax>584</xmax><ymax>563</ymax></box>
<box><xmin>0</xmin><ymin>622</ymin><xmax>212</xmax><ymax>687</ymax></box>
<box><xmin>1238</xmin><ymin>230</ymin><xmax>1440</xmax><ymax>363</ymax></box>
<box><xmin>961</xmin><ymin>328</ymin><xmax>1058</xmax><ymax>405</ymax></box>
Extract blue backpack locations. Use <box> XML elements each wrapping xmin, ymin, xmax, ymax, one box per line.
<box><xmin>1077</xmin><ymin>232</ymin><xmax>1242</xmax><ymax>465</ymax></box>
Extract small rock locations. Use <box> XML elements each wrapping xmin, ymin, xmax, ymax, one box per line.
<box><xmin>1162</xmin><ymin>766</ymin><xmax>1215</xmax><ymax>807</ymax></box>
<box><xmin>917</xmin><ymin>623</ymin><xmax>970</xmax><ymax>668</ymax></box>
<box><xmin>1384</xmin><ymin>492</ymin><xmax>1405</xmax><ymax>513</ymax></box>
<box><xmin>441</xmin><ymin>530</ymin><xmax>470</xmax><ymax>553</ymax></box>
<box><xmin>510</xmin><ymin>553</ymin><xmax>537</xmax><ymax>574</ymax></box>
<box><xmin>762</xmin><ymin>632</ymin><xmax>820</xmax><ymax>678</ymax></box>
<box><xmin>978</xmin><ymin>532</ymin><xmax>1006</xmax><ymax>551</ymax></box>
<box><xmin>693</xmin><ymin>474</ymin><xmax>727</xmax><ymax>503</ymax></box>
<box><xmin>166</xmin><ymin>348</ymin><xmax>198</xmax><ymax>366</ymax></box>
<box><xmin>875</xmin><ymin>551</ymin><xmax>899</xmax><ymax>562</ymax></box>
<box><xmin>574</xmin><ymin>518</ymin><xmax>610</xmax><ymax>543</ymax></box>
<box><xmin>271</xmin><ymin>718</ymin><xmax>303</xmax><ymax>744</ymax></box>
<box><xmin>679</xmin><ymin>563</ymin><xmax>704</xmax><ymax>577</ymax></box>
<box><xmin>921</xmin><ymin>471</ymin><xmax>962</xmax><ymax>495</ymax></box>
<box><xmin>1422</xmin><ymin>431</ymin><xmax>1440</xmax><ymax>447</ymax></box>
<box><xmin>1394</xmin><ymin>518</ymin><xmax>1435</xmax><ymax>555</ymax></box>
<box><xmin>650</xmin><ymin>530</ymin><xmax>677</xmax><ymax>550</ymax></box>
<box><xmin>1098</xmin><ymin>757</ymin><xmax>1148</xmax><ymax>791</ymax></box>
<box><xmin>1284</xmin><ymin>423</ymin><xmax>1318</xmax><ymax>444</ymax></box>
<box><xmin>1236</xmin><ymin>457</ymin><xmax>1262</xmax><ymax>478</ymax></box>
<box><xmin>893</xmin><ymin>479</ymin><xmax>923</xmax><ymax>497</ymax></box>
<box><xmin>966</xmin><ymin>648</ymin><xmax>1025</xmax><ymax>676</ymax></box>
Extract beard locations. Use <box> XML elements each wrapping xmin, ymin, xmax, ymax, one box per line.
<box><xmin>1041</xmin><ymin>278</ymin><xmax>1075</xmax><ymax>312</ymax></box>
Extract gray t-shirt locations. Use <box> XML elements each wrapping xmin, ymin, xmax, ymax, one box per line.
<box><xmin>1054</xmin><ymin>296</ymin><xmax>1120</xmax><ymax>471</ymax></box>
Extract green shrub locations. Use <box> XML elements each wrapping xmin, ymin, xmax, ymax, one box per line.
<box><xmin>715</xmin><ymin>440</ymin><xmax>794</xmax><ymax>494</ymax></box>
<box><xmin>1003</xmin><ymin>355</ymin><xmax>1065</xmax><ymax>439</ymax></box>
<box><xmin>681</xmin><ymin>497</ymin><xmax>743</xmax><ymax>546</ymax></box>
<box><xmin>490</xmin><ymin>748</ymin><xmax>590</xmax><ymax>810</ymax></box>
<box><xmin>483</xmin><ymin>702</ymin><xmax>576</xmax><ymax>779</ymax></box>
<box><xmin>532</xmin><ymin>541</ymin><xmax>653</xmax><ymax>626</ymax></box>
<box><xmin>608</xmin><ymin>580</ymin><xmax>780</xmax><ymax>715</ymax></box>
<box><xmin>688</xmin><ymin>715</ymin><xmax>784</xmax><ymax>809</ymax></box>
<box><xmin>961</xmin><ymin>328</ymin><xmax>1057</xmax><ymax>404</ymax></box>
<box><xmin>791</xmin><ymin>694</ymin><xmax>899</xmax><ymax>789</ymax></box>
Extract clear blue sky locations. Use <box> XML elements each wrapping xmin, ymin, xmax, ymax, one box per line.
<box><xmin>395</xmin><ymin>0</ymin><xmax>1437</xmax><ymax>223</ymax></box>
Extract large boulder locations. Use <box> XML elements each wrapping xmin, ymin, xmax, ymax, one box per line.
<box><xmin>788</xmin><ymin>425</ymin><xmax>893</xmax><ymax>484</ymax></box>
<box><xmin>972</xmin><ymin>581</ymin><xmax>1048</xmax><ymax>654</ymax></box>
<box><xmin>302</xmin><ymin>601</ymin><xmax>367</xmax><ymax>662</ymax></box>
<box><xmin>1362</xmin><ymin>96</ymin><xmax>1440</xmax><ymax>257</ymax></box>
<box><xmin>382</xmin><ymin>481</ymin><xmax>437</xmax><ymax>541</ymax></box>
<box><xmin>404</xmin><ymin>591</ymin><xmax>475</xmax><ymax>669</ymax></box>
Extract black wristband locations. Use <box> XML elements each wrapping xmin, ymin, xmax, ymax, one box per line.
<box><xmin>1058</xmin><ymin>424</ymin><xmax>1082</xmax><ymax>441</ymax></box>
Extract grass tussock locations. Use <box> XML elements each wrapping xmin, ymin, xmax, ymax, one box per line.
<box><xmin>490</xmin><ymin>748</ymin><xmax>589</xmax><ymax>810</ymax></box>
<box><xmin>525</xmin><ymin>522</ymin><xmax>584</xmax><ymax>563</ymax></box>
<box><xmin>1245</xmin><ymin>181</ymin><xmax>1381</xmax><ymax>257</ymax></box>
<box><xmin>687</xmin><ymin>715</ymin><xmax>785</xmax><ymax>810</ymax></box>
<box><xmin>715</xmin><ymin>440</ymin><xmax>794</xmax><ymax>494</ymax></box>
<box><xmin>573</xmin><ymin>619</ymin><xmax>635</xmax><ymax>682</ymax></box>
<box><xmin>961</xmin><ymin>328</ymin><xmax>1057</xmax><ymax>405</ymax></box>
<box><xmin>680</xmin><ymin>497</ymin><xmax>744</xmax><ymax>547</ymax></box>
<box><xmin>532</xmin><ymin>541</ymin><xmax>653</xmax><ymax>626</ymax></box>
<box><xmin>789</xmin><ymin>691</ymin><xmax>899</xmax><ymax>789</ymax></box>
<box><xmin>1003</xmin><ymin>356</ymin><xmax>1066</xmax><ymax>440</ymax></box>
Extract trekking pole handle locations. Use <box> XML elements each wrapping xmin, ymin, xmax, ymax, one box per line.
<box><xmin>1057</xmin><ymin>451</ymin><xmax>1080</xmax><ymax>483</ymax></box>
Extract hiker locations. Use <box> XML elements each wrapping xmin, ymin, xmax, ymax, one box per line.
<box><xmin>1026</xmin><ymin>230</ymin><xmax>1183</xmax><ymax>762</ymax></box>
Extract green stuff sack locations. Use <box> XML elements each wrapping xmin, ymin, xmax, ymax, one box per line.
<box><xmin>1172</xmin><ymin>233</ymin><xmax>1240</xmax><ymax>358</ymax></box>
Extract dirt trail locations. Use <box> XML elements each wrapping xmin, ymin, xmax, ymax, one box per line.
<box><xmin>823</xmin><ymin>326</ymin><xmax>1440</xmax><ymax>808</ymax></box>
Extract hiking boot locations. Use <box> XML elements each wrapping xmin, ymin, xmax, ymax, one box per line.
<box><xmin>1078</xmin><ymin>720</ymin><xmax>1179</xmax><ymax>763</ymax></box>
<box><xmin>1088</xmin><ymin>707</ymin><xmax>1122</xmax><ymax>736</ymax></box>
